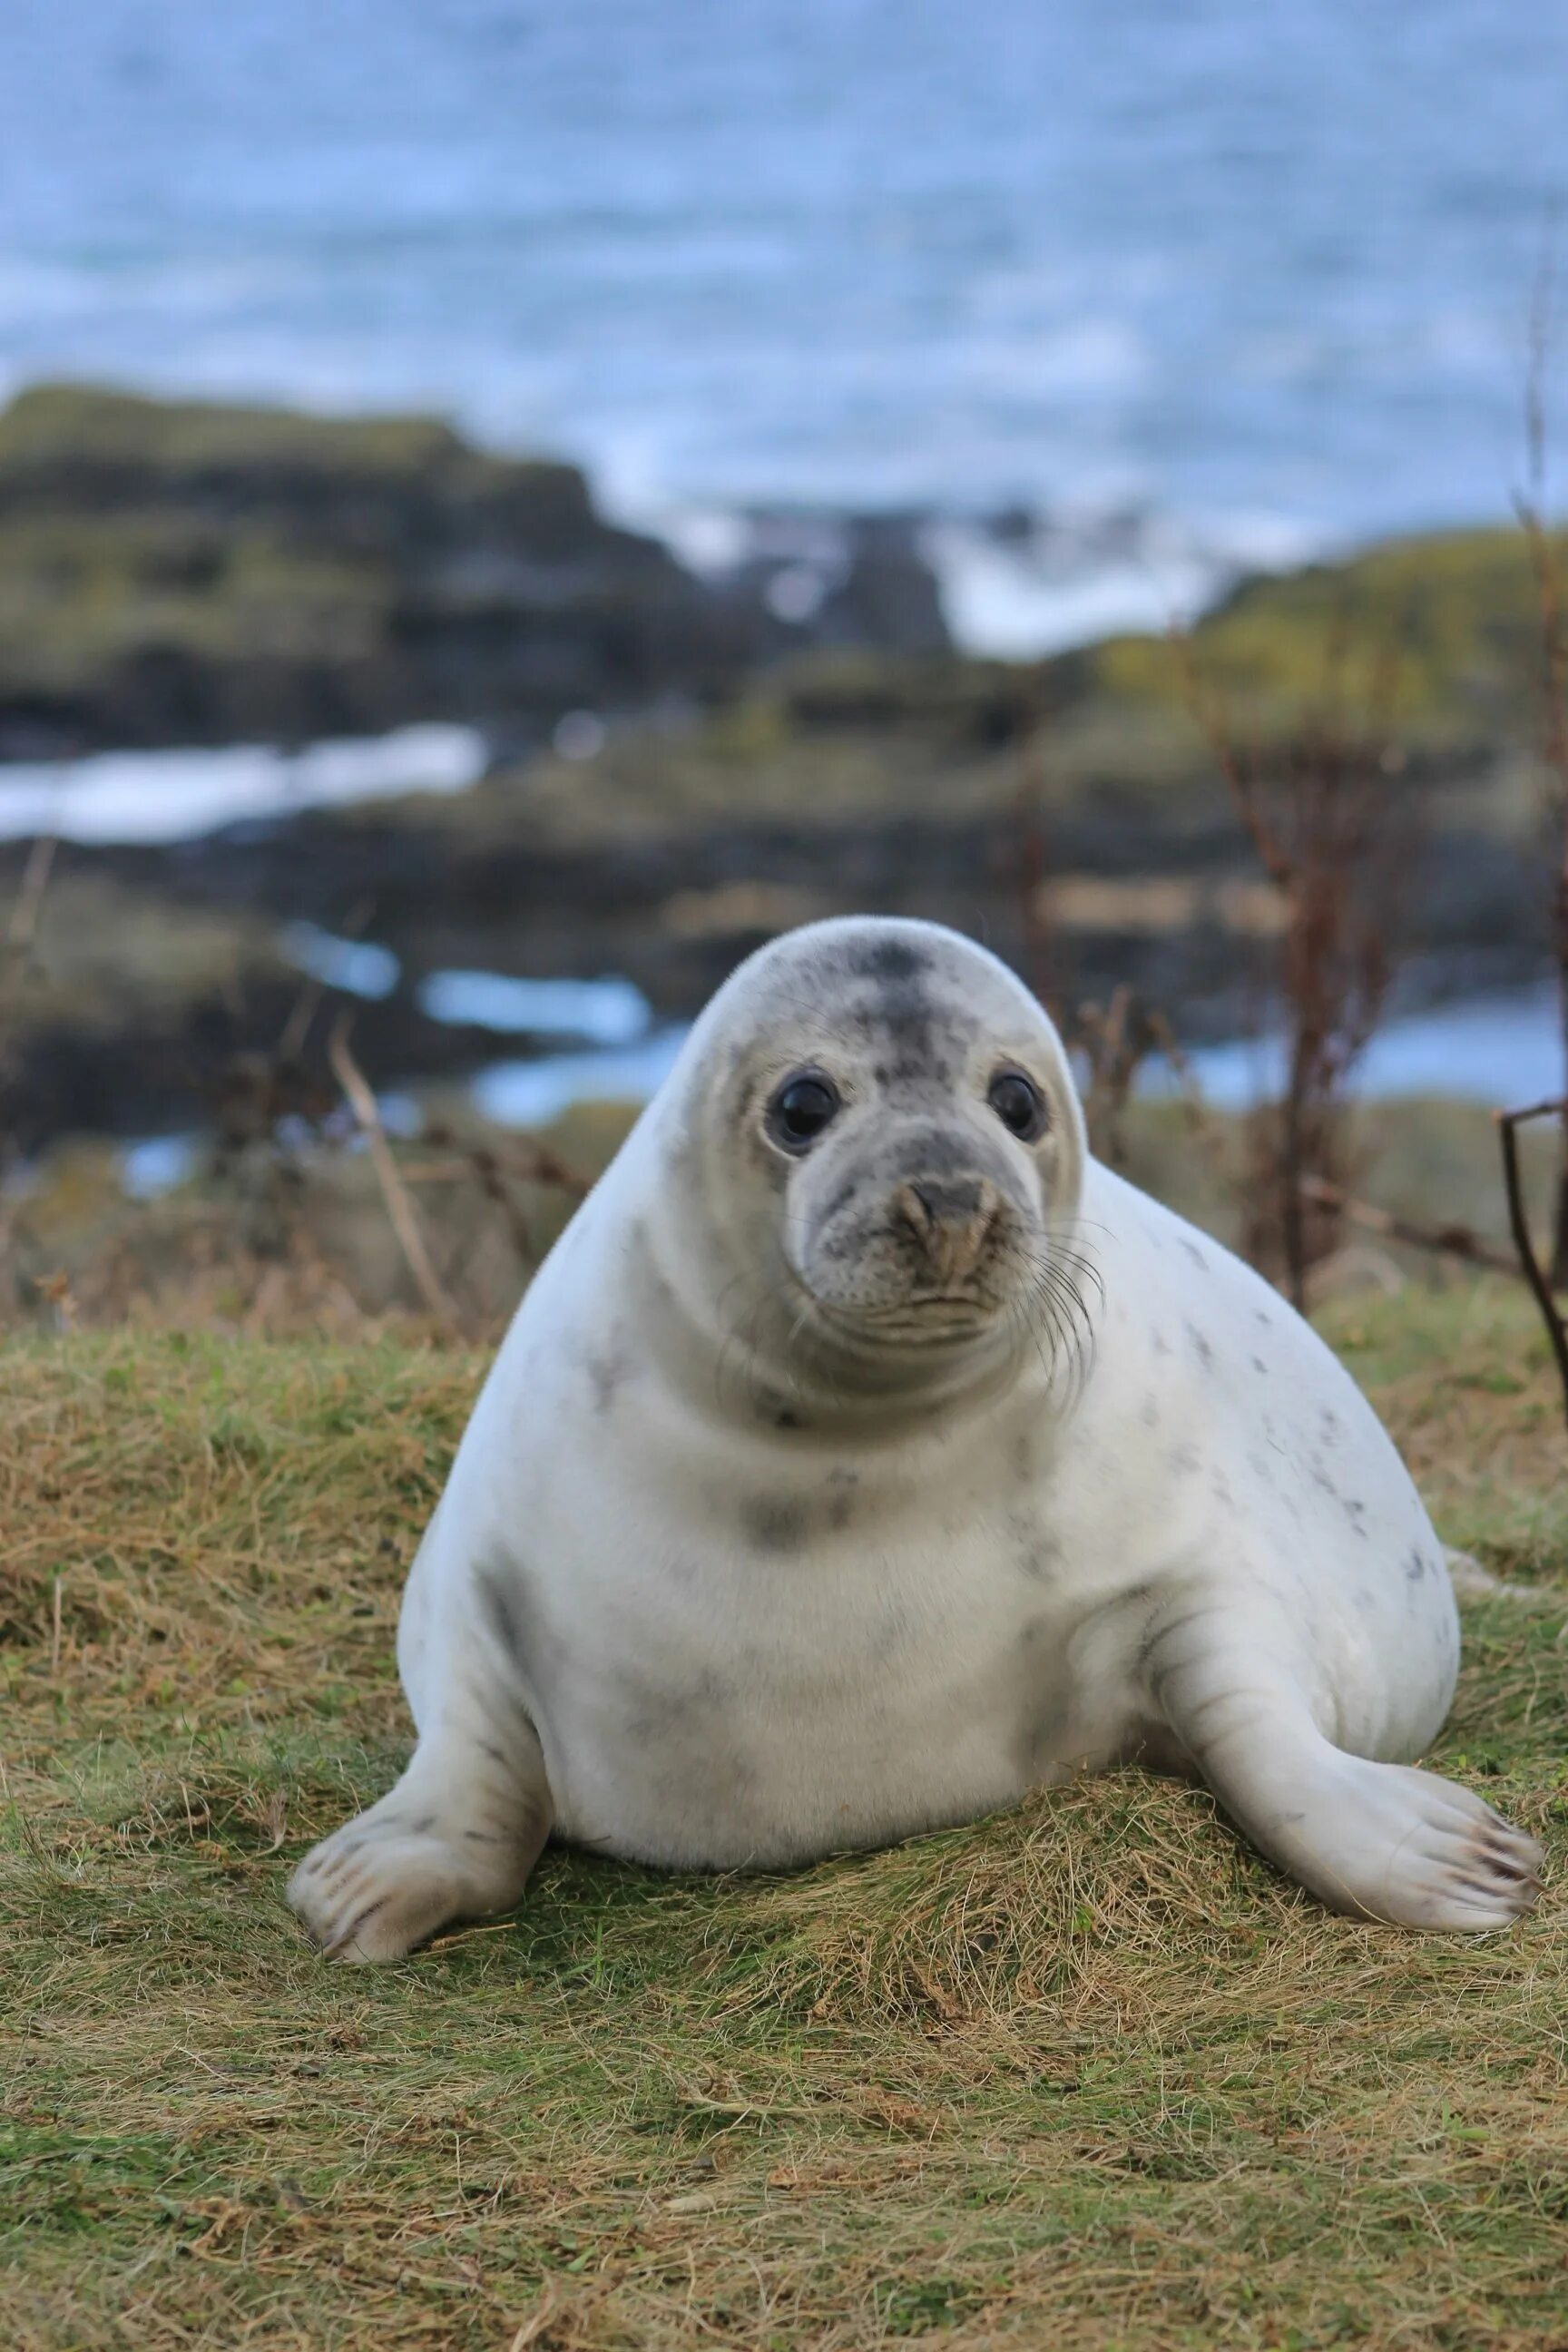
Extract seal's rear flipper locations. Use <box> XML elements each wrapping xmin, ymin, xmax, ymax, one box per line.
<box><xmin>287</xmin><ymin>1705</ymin><xmax>552</xmax><ymax>1964</ymax></box>
<box><xmin>1142</xmin><ymin>1594</ymin><xmax>1543</xmax><ymax>1932</ymax></box>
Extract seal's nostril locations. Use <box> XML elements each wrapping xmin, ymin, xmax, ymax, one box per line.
<box><xmin>894</xmin><ymin>1181</ymin><xmax>936</xmax><ymax>1242</ymax></box>
<box><xmin>893</xmin><ymin>1177</ymin><xmax>1000</xmax><ymax>1273</ymax></box>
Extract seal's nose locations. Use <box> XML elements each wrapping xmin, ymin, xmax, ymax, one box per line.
<box><xmin>893</xmin><ymin>1176</ymin><xmax>1002</xmax><ymax>1286</ymax></box>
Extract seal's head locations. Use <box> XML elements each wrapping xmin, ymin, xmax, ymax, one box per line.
<box><xmin>664</xmin><ymin>916</ymin><xmax>1089</xmax><ymax>1391</ymax></box>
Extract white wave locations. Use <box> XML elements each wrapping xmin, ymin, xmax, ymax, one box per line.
<box><xmin>924</xmin><ymin>505</ymin><xmax>1324</xmax><ymax>657</ymax></box>
<box><xmin>0</xmin><ymin>723</ymin><xmax>487</xmax><ymax>846</ymax></box>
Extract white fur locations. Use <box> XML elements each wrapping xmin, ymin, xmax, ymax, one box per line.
<box><xmin>289</xmin><ymin>919</ymin><xmax>1541</xmax><ymax>1959</ymax></box>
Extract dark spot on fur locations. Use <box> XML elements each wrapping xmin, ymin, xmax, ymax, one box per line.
<box><xmin>615</xmin><ymin>1666</ymin><xmax>690</xmax><ymax>1745</ymax></box>
<box><xmin>1254</xmin><ymin>1308</ymin><xmax>1273</xmax><ymax>1327</ymax></box>
<box><xmin>847</xmin><ymin>936</ymin><xmax>930</xmax><ymax>985</ymax></box>
<box><xmin>1319</xmin><ymin>1408</ymin><xmax>1340</xmax><ymax>1448</ymax></box>
<box><xmin>411</xmin><ymin>1813</ymin><xmax>436</xmax><ymax>1835</ymax></box>
<box><xmin>819</xmin><ymin>1172</ymin><xmax>866</xmax><ymax>1228</ymax></box>
<box><xmin>1342</xmin><ymin>1496</ymin><xmax>1369</xmax><ymax>1538</ymax></box>
<box><xmin>742</xmin><ymin>1495</ymin><xmax>808</xmax><ymax>1553</ymax></box>
<box><xmin>1168</xmin><ymin>1441</ymin><xmax>1201</xmax><ymax>1475</ymax></box>
<box><xmin>1210</xmin><ymin>1467</ymin><xmax>1235</xmax><ymax>1511</ymax></box>
<box><xmin>883</xmin><ymin>1054</ymin><xmax>954</xmax><ymax>1089</ymax></box>
<box><xmin>1250</xmin><ymin>1355</ymin><xmax>1269</xmax><ymax>1376</ymax></box>
<box><xmin>585</xmin><ymin>1349</ymin><xmax>625</xmax><ymax>1414</ymax></box>
<box><xmin>892</xmin><ymin>1126</ymin><xmax>985</xmax><ymax>1179</ymax></box>
<box><xmin>1180</xmin><ymin>1238</ymin><xmax>1209</xmax><ymax>1270</ymax></box>
<box><xmin>824</xmin><ymin>1465</ymin><xmax>859</xmax><ymax>1532</ymax></box>
<box><xmin>475</xmin><ymin>1562</ymin><xmax>534</xmax><ymax>1678</ymax></box>
<box><xmin>1405</xmin><ymin>1545</ymin><xmax>1429</xmax><ymax>1581</ymax></box>
<box><xmin>1184</xmin><ymin>1321</ymin><xmax>1215</xmax><ymax>1372</ymax></box>
<box><xmin>1151</xmin><ymin>1329</ymin><xmax>1172</xmax><ymax>1357</ymax></box>
<box><xmin>1016</xmin><ymin>1533</ymin><xmax>1063</xmax><ymax>1583</ymax></box>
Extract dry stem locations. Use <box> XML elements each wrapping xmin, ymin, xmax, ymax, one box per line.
<box><xmin>328</xmin><ymin>1016</ymin><xmax>461</xmax><ymax>1336</ymax></box>
<box><xmin>1497</xmin><ymin>1095</ymin><xmax>1568</xmax><ymax>1430</ymax></box>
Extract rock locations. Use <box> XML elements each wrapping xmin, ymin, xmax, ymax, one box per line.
<box><xmin>813</xmin><ymin>516</ymin><xmax>951</xmax><ymax>656</ymax></box>
<box><xmin>724</xmin><ymin>508</ymin><xmax>952</xmax><ymax>659</ymax></box>
<box><xmin>0</xmin><ymin>385</ymin><xmax>789</xmax><ymax>756</ymax></box>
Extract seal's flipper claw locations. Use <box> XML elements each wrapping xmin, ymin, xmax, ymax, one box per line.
<box><xmin>287</xmin><ymin>1717</ymin><xmax>552</xmax><ymax>1964</ymax></box>
<box><xmin>1143</xmin><ymin>1601</ymin><xmax>1543</xmax><ymax>1934</ymax></box>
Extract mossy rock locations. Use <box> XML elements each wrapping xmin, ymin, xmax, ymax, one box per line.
<box><xmin>1087</xmin><ymin>527</ymin><xmax>1564</xmax><ymax>746</ymax></box>
<box><xmin>0</xmin><ymin>386</ymin><xmax>747</xmax><ymax>751</ymax></box>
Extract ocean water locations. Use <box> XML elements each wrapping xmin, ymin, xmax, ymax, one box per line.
<box><xmin>468</xmin><ymin>980</ymin><xmax>1563</xmax><ymax>1137</ymax></box>
<box><xmin>2</xmin><ymin>0</ymin><xmax>1564</xmax><ymax>651</ymax></box>
<box><xmin>108</xmin><ymin>975</ymin><xmax>1561</xmax><ymax>1197</ymax></box>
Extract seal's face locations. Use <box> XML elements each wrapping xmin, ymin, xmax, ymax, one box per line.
<box><xmin>696</xmin><ymin>920</ymin><xmax>1088</xmax><ymax>1366</ymax></box>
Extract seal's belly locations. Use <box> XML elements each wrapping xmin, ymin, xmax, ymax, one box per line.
<box><xmin>533</xmin><ymin>1583</ymin><xmax>1132</xmax><ymax>1871</ymax></box>
<box><xmin>545</xmin><ymin>1683</ymin><xmax>1040</xmax><ymax>1870</ymax></box>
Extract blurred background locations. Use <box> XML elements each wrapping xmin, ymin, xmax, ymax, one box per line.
<box><xmin>0</xmin><ymin>0</ymin><xmax>1564</xmax><ymax>1334</ymax></box>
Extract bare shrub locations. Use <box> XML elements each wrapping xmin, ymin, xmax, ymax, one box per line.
<box><xmin>1514</xmin><ymin>240</ymin><xmax>1568</xmax><ymax>1290</ymax></box>
<box><xmin>1179</xmin><ymin>616</ymin><xmax>1418</xmax><ymax>1308</ymax></box>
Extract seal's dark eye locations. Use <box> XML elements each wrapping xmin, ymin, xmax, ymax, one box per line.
<box><xmin>987</xmin><ymin>1068</ymin><xmax>1046</xmax><ymax>1142</ymax></box>
<box><xmin>768</xmin><ymin>1072</ymin><xmax>840</xmax><ymax>1152</ymax></box>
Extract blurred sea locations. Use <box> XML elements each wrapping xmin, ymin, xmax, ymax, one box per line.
<box><xmin>1</xmin><ymin>0</ymin><xmax>1565</xmax><ymax>651</ymax></box>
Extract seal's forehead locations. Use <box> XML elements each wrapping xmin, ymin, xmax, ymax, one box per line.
<box><xmin>714</xmin><ymin>917</ymin><xmax>1054</xmax><ymax>1063</ymax></box>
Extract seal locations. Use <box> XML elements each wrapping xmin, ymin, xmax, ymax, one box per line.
<box><xmin>289</xmin><ymin>916</ymin><xmax>1542</xmax><ymax>1960</ymax></box>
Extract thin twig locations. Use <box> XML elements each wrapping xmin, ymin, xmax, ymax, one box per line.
<box><xmin>1005</xmin><ymin>656</ymin><xmax>1073</xmax><ymax>1016</ymax></box>
<box><xmin>50</xmin><ymin>1574</ymin><xmax>63</xmax><ymax>1677</ymax></box>
<box><xmin>1</xmin><ymin>836</ymin><xmax>58</xmax><ymax>1049</ymax></box>
<box><xmin>1497</xmin><ymin>1097</ymin><xmax>1568</xmax><ymax>1430</ymax></box>
<box><xmin>1077</xmin><ymin>985</ymin><xmax>1139</xmax><ymax>1165</ymax></box>
<box><xmin>1173</xmin><ymin>632</ymin><xmax>1291</xmax><ymax>888</ymax></box>
<box><xmin>423</xmin><ymin>1122</ymin><xmax>592</xmax><ymax>1200</ymax></box>
<box><xmin>277</xmin><ymin>894</ymin><xmax>377</xmax><ymax>1063</ymax></box>
<box><xmin>327</xmin><ymin>1015</ymin><xmax>462</xmax><ymax>1337</ymax></box>
<box><xmin>1298</xmin><ymin>1174</ymin><xmax>1523</xmax><ymax>1281</ymax></box>
<box><xmin>5</xmin><ymin>836</ymin><xmax>56</xmax><ymax>958</ymax></box>
<box><xmin>1517</xmin><ymin>213</ymin><xmax>1568</xmax><ymax>1287</ymax></box>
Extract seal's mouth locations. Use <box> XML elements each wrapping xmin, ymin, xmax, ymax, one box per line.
<box><xmin>817</xmin><ymin>1293</ymin><xmax>1005</xmax><ymax>1346</ymax></box>
<box><xmin>783</xmin><ymin>1176</ymin><xmax>1100</xmax><ymax>1398</ymax></box>
<box><xmin>790</xmin><ymin>1175</ymin><xmax>1047</xmax><ymax>1349</ymax></box>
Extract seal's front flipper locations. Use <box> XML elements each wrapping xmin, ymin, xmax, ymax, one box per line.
<box><xmin>287</xmin><ymin>1711</ymin><xmax>552</xmax><ymax>1964</ymax></box>
<box><xmin>1143</xmin><ymin>1598</ymin><xmax>1542</xmax><ymax>1931</ymax></box>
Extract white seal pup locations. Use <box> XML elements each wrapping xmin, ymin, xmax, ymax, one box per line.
<box><xmin>289</xmin><ymin>916</ymin><xmax>1542</xmax><ymax>1960</ymax></box>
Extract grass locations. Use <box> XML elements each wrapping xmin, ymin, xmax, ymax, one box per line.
<box><xmin>2</xmin><ymin>1285</ymin><xmax>1566</xmax><ymax>2350</ymax></box>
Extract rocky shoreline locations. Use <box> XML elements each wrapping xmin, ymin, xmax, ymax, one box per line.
<box><xmin>0</xmin><ymin>386</ymin><xmax>952</xmax><ymax>761</ymax></box>
<box><xmin>0</xmin><ymin>386</ymin><xmax>1560</xmax><ymax>1149</ymax></box>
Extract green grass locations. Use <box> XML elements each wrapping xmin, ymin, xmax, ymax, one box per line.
<box><xmin>3</xmin><ymin>1289</ymin><xmax>1567</xmax><ymax>2350</ymax></box>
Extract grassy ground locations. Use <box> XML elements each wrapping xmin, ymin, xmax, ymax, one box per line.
<box><xmin>3</xmin><ymin>1285</ymin><xmax>1566</xmax><ymax>2351</ymax></box>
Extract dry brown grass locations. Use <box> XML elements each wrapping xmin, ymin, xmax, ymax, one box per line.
<box><xmin>3</xmin><ymin>1286</ymin><xmax>1567</xmax><ymax>2350</ymax></box>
